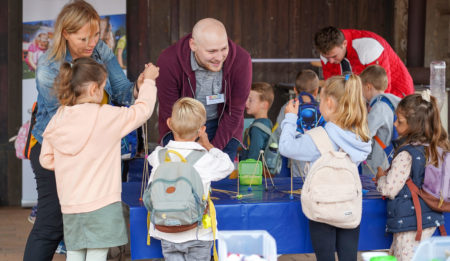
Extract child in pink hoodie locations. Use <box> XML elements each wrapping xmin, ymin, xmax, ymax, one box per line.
<box><xmin>39</xmin><ymin>57</ymin><xmax>158</xmax><ymax>261</ymax></box>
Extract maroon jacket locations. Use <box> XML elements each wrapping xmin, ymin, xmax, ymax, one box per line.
<box><xmin>156</xmin><ymin>34</ymin><xmax>252</xmax><ymax>149</ymax></box>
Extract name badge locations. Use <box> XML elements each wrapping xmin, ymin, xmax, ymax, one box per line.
<box><xmin>206</xmin><ymin>93</ymin><xmax>225</xmax><ymax>105</ymax></box>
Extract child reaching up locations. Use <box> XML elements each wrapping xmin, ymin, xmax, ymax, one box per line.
<box><xmin>39</xmin><ymin>57</ymin><xmax>158</xmax><ymax>261</ymax></box>
<box><xmin>279</xmin><ymin>74</ymin><xmax>372</xmax><ymax>261</ymax></box>
<box><xmin>376</xmin><ymin>92</ymin><xmax>447</xmax><ymax>261</ymax></box>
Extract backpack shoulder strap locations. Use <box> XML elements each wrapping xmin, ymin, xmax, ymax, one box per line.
<box><xmin>406</xmin><ymin>178</ymin><xmax>423</xmax><ymax>241</ymax></box>
<box><xmin>185</xmin><ymin>150</ymin><xmax>206</xmax><ymax>166</ymax></box>
<box><xmin>158</xmin><ymin>148</ymin><xmax>168</xmax><ymax>164</ymax></box>
<box><xmin>370</xmin><ymin>95</ymin><xmax>395</xmax><ymax>113</ymax></box>
<box><xmin>251</xmin><ymin>121</ymin><xmax>273</xmax><ymax>136</ymax></box>
<box><xmin>298</xmin><ymin>92</ymin><xmax>317</xmax><ymax>104</ymax></box>
<box><xmin>305</xmin><ymin>127</ymin><xmax>334</xmax><ymax>155</ymax></box>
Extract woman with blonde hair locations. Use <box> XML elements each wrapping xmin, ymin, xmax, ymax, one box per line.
<box><xmin>24</xmin><ymin>1</ymin><xmax>146</xmax><ymax>260</ymax></box>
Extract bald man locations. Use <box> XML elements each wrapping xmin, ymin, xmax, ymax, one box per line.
<box><xmin>156</xmin><ymin>18</ymin><xmax>252</xmax><ymax>160</ymax></box>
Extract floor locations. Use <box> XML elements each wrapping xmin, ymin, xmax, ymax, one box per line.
<box><xmin>0</xmin><ymin>206</ymin><xmax>376</xmax><ymax>261</ymax></box>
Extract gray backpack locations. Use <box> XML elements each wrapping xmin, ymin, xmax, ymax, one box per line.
<box><xmin>143</xmin><ymin>149</ymin><xmax>207</xmax><ymax>233</ymax></box>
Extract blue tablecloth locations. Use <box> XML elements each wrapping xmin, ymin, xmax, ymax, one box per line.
<box><xmin>122</xmin><ymin>176</ymin><xmax>450</xmax><ymax>260</ymax></box>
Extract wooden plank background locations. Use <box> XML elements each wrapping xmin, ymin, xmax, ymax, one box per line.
<box><xmin>127</xmin><ymin>0</ymin><xmax>395</xmax><ymax>142</ymax></box>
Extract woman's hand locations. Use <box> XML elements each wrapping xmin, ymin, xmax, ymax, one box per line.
<box><xmin>284</xmin><ymin>99</ymin><xmax>299</xmax><ymax>114</ymax></box>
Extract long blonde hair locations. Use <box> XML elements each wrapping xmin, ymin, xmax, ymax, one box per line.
<box><xmin>48</xmin><ymin>0</ymin><xmax>100</xmax><ymax>61</ymax></box>
<box><xmin>322</xmin><ymin>74</ymin><xmax>370</xmax><ymax>142</ymax></box>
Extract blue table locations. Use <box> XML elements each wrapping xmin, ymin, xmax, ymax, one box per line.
<box><xmin>122</xmin><ymin>176</ymin><xmax>450</xmax><ymax>260</ymax></box>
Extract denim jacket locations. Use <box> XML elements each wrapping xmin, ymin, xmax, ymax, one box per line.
<box><xmin>32</xmin><ymin>40</ymin><xmax>134</xmax><ymax>144</ymax></box>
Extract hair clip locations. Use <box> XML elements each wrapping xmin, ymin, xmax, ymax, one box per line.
<box><xmin>344</xmin><ymin>74</ymin><xmax>351</xmax><ymax>81</ymax></box>
<box><xmin>421</xmin><ymin>89</ymin><xmax>431</xmax><ymax>102</ymax></box>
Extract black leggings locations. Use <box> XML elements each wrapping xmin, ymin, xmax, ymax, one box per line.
<box><xmin>309</xmin><ymin>220</ymin><xmax>360</xmax><ymax>261</ymax></box>
<box><xmin>23</xmin><ymin>143</ymin><xmax>63</xmax><ymax>261</ymax></box>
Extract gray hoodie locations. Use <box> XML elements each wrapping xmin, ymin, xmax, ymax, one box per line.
<box><xmin>361</xmin><ymin>93</ymin><xmax>400</xmax><ymax>176</ymax></box>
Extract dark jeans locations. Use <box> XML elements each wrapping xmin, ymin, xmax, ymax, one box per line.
<box><xmin>162</xmin><ymin>119</ymin><xmax>240</xmax><ymax>161</ymax></box>
<box><xmin>309</xmin><ymin>220</ymin><xmax>360</xmax><ymax>261</ymax></box>
<box><xmin>24</xmin><ymin>143</ymin><xmax>63</xmax><ymax>261</ymax></box>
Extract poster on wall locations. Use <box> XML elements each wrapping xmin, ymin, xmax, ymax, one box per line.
<box><xmin>22</xmin><ymin>0</ymin><xmax>126</xmax><ymax>207</ymax></box>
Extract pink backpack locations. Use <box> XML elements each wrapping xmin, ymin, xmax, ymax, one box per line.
<box><xmin>421</xmin><ymin>148</ymin><xmax>450</xmax><ymax>212</ymax></box>
<box><xmin>301</xmin><ymin>127</ymin><xmax>362</xmax><ymax>229</ymax></box>
<box><xmin>15</xmin><ymin>121</ymin><xmax>31</xmax><ymax>159</ymax></box>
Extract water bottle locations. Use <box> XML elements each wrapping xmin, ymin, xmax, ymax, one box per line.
<box><xmin>430</xmin><ymin>61</ymin><xmax>446</xmax><ymax>110</ymax></box>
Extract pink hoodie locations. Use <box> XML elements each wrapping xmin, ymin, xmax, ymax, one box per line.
<box><xmin>40</xmin><ymin>79</ymin><xmax>157</xmax><ymax>214</ymax></box>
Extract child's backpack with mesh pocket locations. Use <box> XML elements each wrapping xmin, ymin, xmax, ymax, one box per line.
<box><xmin>296</xmin><ymin>92</ymin><xmax>326</xmax><ymax>134</ymax></box>
<box><xmin>143</xmin><ymin>149</ymin><xmax>207</xmax><ymax>233</ymax></box>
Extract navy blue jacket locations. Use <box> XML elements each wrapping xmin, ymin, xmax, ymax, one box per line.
<box><xmin>386</xmin><ymin>144</ymin><xmax>444</xmax><ymax>233</ymax></box>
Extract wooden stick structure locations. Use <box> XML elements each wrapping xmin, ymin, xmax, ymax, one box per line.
<box><xmin>140</xmin><ymin>123</ymin><xmax>150</xmax><ymax>201</ymax></box>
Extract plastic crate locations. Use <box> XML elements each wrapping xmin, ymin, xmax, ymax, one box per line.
<box><xmin>412</xmin><ymin>236</ymin><xmax>450</xmax><ymax>261</ymax></box>
<box><xmin>238</xmin><ymin>159</ymin><xmax>262</xmax><ymax>185</ymax></box>
<box><xmin>218</xmin><ymin>230</ymin><xmax>277</xmax><ymax>261</ymax></box>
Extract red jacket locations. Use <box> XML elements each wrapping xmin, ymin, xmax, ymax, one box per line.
<box><xmin>156</xmin><ymin>34</ymin><xmax>252</xmax><ymax>149</ymax></box>
<box><xmin>321</xmin><ymin>29</ymin><xmax>414</xmax><ymax>98</ymax></box>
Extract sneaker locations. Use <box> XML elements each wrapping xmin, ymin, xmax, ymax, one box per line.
<box><xmin>55</xmin><ymin>240</ymin><xmax>67</xmax><ymax>255</ymax></box>
<box><xmin>28</xmin><ymin>205</ymin><xmax>37</xmax><ymax>224</ymax></box>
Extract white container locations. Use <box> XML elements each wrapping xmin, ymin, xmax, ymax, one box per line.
<box><xmin>361</xmin><ymin>251</ymin><xmax>389</xmax><ymax>261</ymax></box>
<box><xmin>430</xmin><ymin>60</ymin><xmax>446</xmax><ymax>110</ymax></box>
<box><xmin>218</xmin><ymin>230</ymin><xmax>277</xmax><ymax>261</ymax></box>
<box><xmin>412</xmin><ymin>236</ymin><xmax>450</xmax><ymax>261</ymax></box>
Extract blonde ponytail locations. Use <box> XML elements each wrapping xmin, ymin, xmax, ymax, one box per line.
<box><xmin>322</xmin><ymin>74</ymin><xmax>370</xmax><ymax>142</ymax></box>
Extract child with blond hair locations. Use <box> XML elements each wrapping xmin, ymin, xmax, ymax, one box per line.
<box><xmin>280</xmin><ymin>74</ymin><xmax>371</xmax><ymax>260</ymax></box>
<box><xmin>242</xmin><ymin>82</ymin><xmax>274</xmax><ymax>161</ymax></box>
<box><xmin>360</xmin><ymin>65</ymin><xmax>400</xmax><ymax>175</ymax></box>
<box><xmin>147</xmin><ymin>97</ymin><xmax>234</xmax><ymax>261</ymax></box>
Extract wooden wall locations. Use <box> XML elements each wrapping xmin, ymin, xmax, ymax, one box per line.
<box><xmin>127</xmin><ymin>0</ymin><xmax>395</xmax><ymax>141</ymax></box>
<box><xmin>0</xmin><ymin>0</ymin><xmax>22</xmax><ymax>206</ymax></box>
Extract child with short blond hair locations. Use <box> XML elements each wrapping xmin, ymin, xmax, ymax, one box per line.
<box><xmin>147</xmin><ymin>97</ymin><xmax>234</xmax><ymax>261</ymax></box>
<box><xmin>241</xmin><ymin>82</ymin><xmax>274</xmax><ymax>160</ymax></box>
<box><xmin>360</xmin><ymin>65</ymin><xmax>400</xmax><ymax>176</ymax></box>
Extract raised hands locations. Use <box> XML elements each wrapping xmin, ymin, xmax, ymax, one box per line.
<box><xmin>284</xmin><ymin>98</ymin><xmax>300</xmax><ymax>115</ymax></box>
<box><xmin>142</xmin><ymin>63</ymin><xmax>159</xmax><ymax>81</ymax></box>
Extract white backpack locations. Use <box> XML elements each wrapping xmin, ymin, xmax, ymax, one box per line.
<box><xmin>301</xmin><ymin>127</ymin><xmax>362</xmax><ymax>229</ymax></box>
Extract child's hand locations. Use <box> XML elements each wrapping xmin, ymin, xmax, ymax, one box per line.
<box><xmin>143</xmin><ymin>63</ymin><xmax>159</xmax><ymax>80</ymax></box>
<box><xmin>284</xmin><ymin>99</ymin><xmax>299</xmax><ymax>114</ymax></box>
<box><xmin>375</xmin><ymin>166</ymin><xmax>386</xmax><ymax>181</ymax></box>
<box><xmin>197</xmin><ymin>131</ymin><xmax>214</xmax><ymax>151</ymax></box>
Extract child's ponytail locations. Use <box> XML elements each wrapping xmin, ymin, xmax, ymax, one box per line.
<box><xmin>55</xmin><ymin>62</ymin><xmax>76</xmax><ymax>106</ymax></box>
<box><xmin>397</xmin><ymin>93</ymin><xmax>450</xmax><ymax>166</ymax></box>
<box><xmin>54</xmin><ymin>57</ymin><xmax>107</xmax><ymax>106</ymax></box>
<box><xmin>323</xmin><ymin>74</ymin><xmax>370</xmax><ymax>142</ymax></box>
